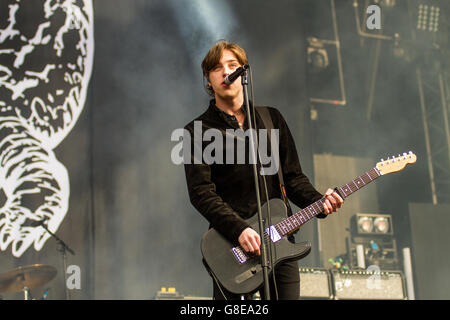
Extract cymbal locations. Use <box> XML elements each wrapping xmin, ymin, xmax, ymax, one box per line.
<box><xmin>0</xmin><ymin>264</ymin><xmax>57</xmax><ymax>293</ymax></box>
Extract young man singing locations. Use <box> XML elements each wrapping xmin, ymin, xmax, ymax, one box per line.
<box><xmin>184</xmin><ymin>40</ymin><xmax>343</xmax><ymax>300</ymax></box>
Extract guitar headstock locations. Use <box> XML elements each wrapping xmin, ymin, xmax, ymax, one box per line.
<box><xmin>376</xmin><ymin>151</ymin><xmax>417</xmax><ymax>175</ymax></box>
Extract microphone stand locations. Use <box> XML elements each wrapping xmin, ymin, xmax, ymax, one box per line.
<box><xmin>40</xmin><ymin>223</ymin><xmax>75</xmax><ymax>300</ymax></box>
<box><xmin>241</xmin><ymin>68</ymin><xmax>271</xmax><ymax>300</ymax></box>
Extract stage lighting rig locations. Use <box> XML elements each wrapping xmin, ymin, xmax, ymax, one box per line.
<box><xmin>410</xmin><ymin>0</ymin><xmax>448</xmax><ymax>50</ymax></box>
<box><xmin>306</xmin><ymin>0</ymin><xmax>347</xmax><ymax>106</ymax></box>
<box><xmin>354</xmin><ymin>213</ymin><xmax>393</xmax><ymax>236</ymax></box>
<box><xmin>307</xmin><ymin>37</ymin><xmax>330</xmax><ymax>73</ymax></box>
<box><xmin>353</xmin><ymin>213</ymin><xmax>393</xmax><ymax>236</ymax></box>
<box><xmin>347</xmin><ymin>213</ymin><xmax>399</xmax><ymax>270</ymax></box>
<box><xmin>417</xmin><ymin>3</ymin><xmax>440</xmax><ymax>33</ymax></box>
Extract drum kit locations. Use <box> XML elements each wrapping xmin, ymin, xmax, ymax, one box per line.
<box><xmin>0</xmin><ymin>219</ymin><xmax>75</xmax><ymax>300</ymax></box>
<box><xmin>0</xmin><ymin>264</ymin><xmax>57</xmax><ymax>300</ymax></box>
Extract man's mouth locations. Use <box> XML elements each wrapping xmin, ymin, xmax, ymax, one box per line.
<box><xmin>221</xmin><ymin>81</ymin><xmax>230</xmax><ymax>87</ymax></box>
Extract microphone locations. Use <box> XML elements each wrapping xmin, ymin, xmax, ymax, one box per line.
<box><xmin>224</xmin><ymin>64</ymin><xmax>249</xmax><ymax>85</ymax></box>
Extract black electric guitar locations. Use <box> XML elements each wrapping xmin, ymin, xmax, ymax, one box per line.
<box><xmin>201</xmin><ymin>152</ymin><xmax>417</xmax><ymax>295</ymax></box>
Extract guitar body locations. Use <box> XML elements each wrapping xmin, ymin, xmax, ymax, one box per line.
<box><xmin>201</xmin><ymin>199</ymin><xmax>311</xmax><ymax>295</ymax></box>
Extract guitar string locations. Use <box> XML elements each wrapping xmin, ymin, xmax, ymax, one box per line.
<box><xmin>229</xmin><ymin>166</ymin><xmax>383</xmax><ymax>298</ymax></box>
<box><xmin>274</xmin><ymin>167</ymin><xmax>382</xmax><ymax>236</ymax></box>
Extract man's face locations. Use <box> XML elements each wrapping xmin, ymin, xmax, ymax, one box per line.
<box><xmin>208</xmin><ymin>49</ymin><xmax>243</xmax><ymax>102</ymax></box>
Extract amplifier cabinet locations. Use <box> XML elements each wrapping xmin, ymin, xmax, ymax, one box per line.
<box><xmin>299</xmin><ymin>268</ymin><xmax>333</xmax><ymax>299</ymax></box>
<box><xmin>331</xmin><ymin>269</ymin><xmax>407</xmax><ymax>300</ymax></box>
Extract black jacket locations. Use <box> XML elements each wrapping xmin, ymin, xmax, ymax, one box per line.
<box><xmin>184</xmin><ymin>100</ymin><xmax>325</xmax><ymax>244</ymax></box>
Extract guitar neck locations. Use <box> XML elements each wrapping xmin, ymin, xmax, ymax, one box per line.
<box><xmin>274</xmin><ymin>167</ymin><xmax>382</xmax><ymax>236</ymax></box>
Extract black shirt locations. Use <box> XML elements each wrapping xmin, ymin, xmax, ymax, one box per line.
<box><xmin>184</xmin><ymin>99</ymin><xmax>325</xmax><ymax>244</ymax></box>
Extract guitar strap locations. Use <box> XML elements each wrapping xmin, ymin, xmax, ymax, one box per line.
<box><xmin>255</xmin><ymin>106</ymin><xmax>293</xmax><ymax>216</ymax></box>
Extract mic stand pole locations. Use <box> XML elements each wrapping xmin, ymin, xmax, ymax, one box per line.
<box><xmin>241</xmin><ymin>68</ymin><xmax>271</xmax><ymax>300</ymax></box>
<box><xmin>40</xmin><ymin>224</ymin><xmax>75</xmax><ymax>300</ymax></box>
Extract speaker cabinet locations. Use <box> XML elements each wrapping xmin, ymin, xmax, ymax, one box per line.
<box><xmin>409</xmin><ymin>203</ymin><xmax>450</xmax><ymax>299</ymax></box>
<box><xmin>331</xmin><ymin>269</ymin><xmax>406</xmax><ymax>300</ymax></box>
<box><xmin>299</xmin><ymin>268</ymin><xmax>333</xmax><ymax>299</ymax></box>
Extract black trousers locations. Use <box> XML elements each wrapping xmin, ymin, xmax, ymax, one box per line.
<box><xmin>212</xmin><ymin>259</ymin><xmax>300</xmax><ymax>300</ymax></box>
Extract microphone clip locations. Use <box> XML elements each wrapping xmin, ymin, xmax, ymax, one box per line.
<box><xmin>224</xmin><ymin>64</ymin><xmax>249</xmax><ymax>85</ymax></box>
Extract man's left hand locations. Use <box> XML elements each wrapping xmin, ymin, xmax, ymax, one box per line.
<box><xmin>323</xmin><ymin>188</ymin><xmax>344</xmax><ymax>215</ymax></box>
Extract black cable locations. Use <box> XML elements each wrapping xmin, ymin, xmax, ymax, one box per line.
<box><xmin>211</xmin><ymin>270</ymin><xmax>228</xmax><ymax>300</ymax></box>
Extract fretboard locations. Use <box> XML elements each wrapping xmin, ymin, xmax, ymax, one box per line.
<box><xmin>274</xmin><ymin>167</ymin><xmax>382</xmax><ymax>236</ymax></box>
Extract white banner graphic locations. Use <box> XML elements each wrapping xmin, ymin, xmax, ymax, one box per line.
<box><xmin>0</xmin><ymin>0</ymin><xmax>94</xmax><ymax>257</ymax></box>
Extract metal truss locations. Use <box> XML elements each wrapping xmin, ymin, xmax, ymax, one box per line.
<box><xmin>416</xmin><ymin>64</ymin><xmax>450</xmax><ymax>204</ymax></box>
<box><xmin>308</xmin><ymin>0</ymin><xmax>347</xmax><ymax>107</ymax></box>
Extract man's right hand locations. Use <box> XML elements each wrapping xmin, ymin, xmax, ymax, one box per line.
<box><xmin>238</xmin><ymin>227</ymin><xmax>261</xmax><ymax>256</ymax></box>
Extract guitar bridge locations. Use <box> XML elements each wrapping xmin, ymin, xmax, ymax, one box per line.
<box><xmin>231</xmin><ymin>246</ymin><xmax>249</xmax><ymax>264</ymax></box>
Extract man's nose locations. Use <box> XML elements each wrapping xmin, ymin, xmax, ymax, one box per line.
<box><xmin>223</xmin><ymin>66</ymin><xmax>233</xmax><ymax>76</ymax></box>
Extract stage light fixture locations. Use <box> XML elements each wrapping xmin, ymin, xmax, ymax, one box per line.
<box><xmin>374</xmin><ymin>217</ymin><xmax>390</xmax><ymax>234</ymax></box>
<box><xmin>349</xmin><ymin>213</ymin><xmax>398</xmax><ymax>270</ymax></box>
<box><xmin>354</xmin><ymin>213</ymin><xmax>393</xmax><ymax>236</ymax></box>
<box><xmin>307</xmin><ymin>37</ymin><xmax>329</xmax><ymax>72</ymax></box>
<box><xmin>358</xmin><ymin>216</ymin><xmax>374</xmax><ymax>234</ymax></box>
<box><xmin>381</xmin><ymin>0</ymin><xmax>396</xmax><ymax>9</ymax></box>
<box><xmin>417</xmin><ymin>3</ymin><xmax>440</xmax><ymax>32</ymax></box>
